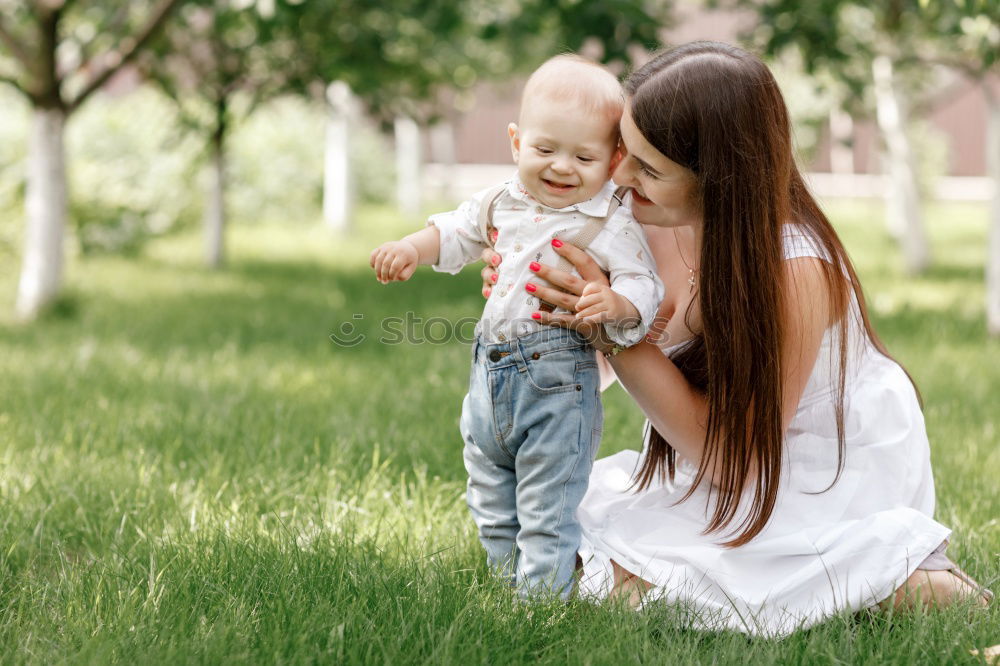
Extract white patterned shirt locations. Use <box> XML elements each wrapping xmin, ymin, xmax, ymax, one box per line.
<box><xmin>428</xmin><ymin>175</ymin><xmax>663</xmax><ymax>345</ymax></box>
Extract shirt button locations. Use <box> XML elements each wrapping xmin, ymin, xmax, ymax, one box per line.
<box><xmin>535</xmin><ymin>206</ymin><xmax>544</xmax><ymax>214</ymax></box>
<box><xmin>498</xmin><ymin>333</ymin><xmax>507</xmax><ymax>342</ymax></box>
<box><xmin>514</xmin><ymin>243</ymin><xmax>523</xmax><ymax>252</ymax></box>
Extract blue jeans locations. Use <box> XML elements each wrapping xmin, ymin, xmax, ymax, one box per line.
<box><xmin>460</xmin><ymin>328</ymin><xmax>603</xmax><ymax>600</ymax></box>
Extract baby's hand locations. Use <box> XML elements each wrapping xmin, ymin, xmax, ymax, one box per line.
<box><xmin>574</xmin><ymin>282</ymin><xmax>641</xmax><ymax>327</ymax></box>
<box><xmin>370</xmin><ymin>241</ymin><xmax>419</xmax><ymax>284</ymax></box>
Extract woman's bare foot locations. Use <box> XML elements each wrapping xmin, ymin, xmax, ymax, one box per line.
<box><xmin>610</xmin><ymin>559</ymin><xmax>653</xmax><ymax>608</ymax></box>
<box><xmin>885</xmin><ymin>569</ymin><xmax>992</xmax><ymax>610</ymax></box>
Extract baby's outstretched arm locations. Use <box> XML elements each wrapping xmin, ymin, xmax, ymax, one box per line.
<box><xmin>574</xmin><ymin>282</ymin><xmax>641</xmax><ymax>328</ymax></box>
<box><xmin>370</xmin><ymin>226</ymin><xmax>441</xmax><ymax>284</ymax></box>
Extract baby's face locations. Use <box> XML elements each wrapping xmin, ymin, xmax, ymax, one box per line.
<box><xmin>508</xmin><ymin>97</ymin><xmax>620</xmax><ymax>209</ymax></box>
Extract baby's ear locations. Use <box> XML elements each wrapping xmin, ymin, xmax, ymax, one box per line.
<box><xmin>507</xmin><ymin>123</ymin><xmax>520</xmax><ymax>162</ymax></box>
<box><xmin>608</xmin><ymin>140</ymin><xmax>624</xmax><ymax>177</ymax></box>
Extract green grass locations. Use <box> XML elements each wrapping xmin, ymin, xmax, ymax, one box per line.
<box><xmin>0</xmin><ymin>201</ymin><xmax>997</xmax><ymax>664</ymax></box>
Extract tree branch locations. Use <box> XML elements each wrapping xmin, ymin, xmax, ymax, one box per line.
<box><xmin>0</xmin><ymin>71</ymin><xmax>29</xmax><ymax>98</ymax></box>
<box><xmin>68</xmin><ymin>0</ymin><xmax>183</xmax><ymax>111</ymax></box>
<box><xmin>0</xmin><ymin>13</ymin><xmax>33</xmax><ymax>70</ymax></box>
<box><xmin>75</xmin><ymin>3</ymin><xmax>135</xmax><ymax>75</ymax></box>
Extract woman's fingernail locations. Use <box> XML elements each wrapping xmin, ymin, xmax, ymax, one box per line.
<box><xmin>484</xmin><ymin>287</ymin><xmax>492</xmax><ymax>298</ymax></box>
<box><xmin>491</xmin><ymin>273</ymin><xmax>498</xmax><ymax>283</ymax></box>
<box><xmin>551</xmin><ymin>239</ymin><xmax>563</xmax><ymax>248</ymax></box>
<box><xmin>531</xmin><ymin>312</ymin><xmax>541</xmax><ymax>320</ymax></box>
<box><xmin>525</xmin><ymin>283</ymin><xmax>537</xmax><ymax>293</ymax></box>
<box><xmin>529</xmin><ymin>262</ymin><xmax>540</xmax><ymax>271</ymax></box>
<box><xmin>491</xmin><ymin>255</ymin><xmax>500</xmax><ymax>265</ymax></box>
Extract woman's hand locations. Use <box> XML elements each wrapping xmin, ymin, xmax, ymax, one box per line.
<box><xmin>479</xmin><ymin>247</ymin><xmax>502</xmax><ymax>299</ymax></box>
<box><xmin>527</xmin><ymin>240</ymin><xmax>616</xmax><ymax>352</ymax></box>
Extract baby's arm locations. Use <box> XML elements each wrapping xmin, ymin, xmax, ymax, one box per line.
<box><xmin>370</xmin><ymin>226</ymin><xmax>441</xmax><ymax>283</ymax></box>
<box><xmin>578</xmin><ymin>213</ymin><xmax>665</xmax><ymax>347</ymax></box>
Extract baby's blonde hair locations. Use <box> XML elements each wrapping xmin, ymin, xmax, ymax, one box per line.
<box><xmin>520</xmin><ymin>54</ymin><xmax>625</xmax><ymax>130</ymax></box>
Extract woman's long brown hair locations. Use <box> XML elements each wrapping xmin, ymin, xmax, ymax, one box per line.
<box><xmin>628</xmin><ymin>42</ymin><xmax>913</xmax><ymax>547</ymax></box>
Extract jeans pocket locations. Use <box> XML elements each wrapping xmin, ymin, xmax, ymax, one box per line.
<box><xmin>523</xmin><ymin>347</ymin><xmax>587</xmax><ymax>394</ymax></box>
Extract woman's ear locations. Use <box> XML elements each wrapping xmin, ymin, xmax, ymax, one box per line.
<box><xmin>508</xmin><ymin>123</ymin><xmax>520</xmax><ymax>162</ymax></box>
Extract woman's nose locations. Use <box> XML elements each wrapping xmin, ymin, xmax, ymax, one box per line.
<box><xmin>612</xmin><ymin>157</ymin><xmax>635</xmax><ymax>187</ymax></box>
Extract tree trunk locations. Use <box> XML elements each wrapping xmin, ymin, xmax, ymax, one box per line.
<box><xmin>872</xmin><ymin>55</ymin><xmax>930</xmax><ymax>275</ymax></box>
<box><xmin>429</xmin><ymin>117</ymin><xmax>456</xmax><ymax>201</ymax></box>
<box><xmin>204</xmin><ymin>125</ymin><xmax>226</xmax><ymax>269</ymax></box>
<box><xmin>16</xmin><ymin>105</ymin><xmax>67</xmax><ymax>320</ymax></box>
<box><xmin>986</xmin><ymin>91</ymin><xmax>1000</xmax><ymax>336</ymax></box>
<box><xmin>395</xmin><ymin>115</ymin><xmax>421</xmax><ymax>219</ymax></box>
<box><xmin>323</xmin><ymin>81</ymin><xmax>354</xmax><ymax>232</ymax></box>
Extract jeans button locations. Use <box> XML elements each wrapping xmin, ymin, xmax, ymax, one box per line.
<box><xmin>488</xmin><ymin>349</ymin><xmax>502</xmax><ymax>362</ymax></box>
<box><xmin>531</xmin><ymin>352</ymin><xmax>540</xmax><ymax>360</ymax></box>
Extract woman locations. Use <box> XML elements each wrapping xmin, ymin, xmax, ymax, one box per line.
<box><xmin>478</xmin><ymin>42</ymin><xmax>991</xmax><ymax>636</ymax></box>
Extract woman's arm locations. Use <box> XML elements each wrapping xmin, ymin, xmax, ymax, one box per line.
<box><xmin>528</xmin><ymin>242</ymin><xmax>832</xmax><ymax>485</ymax></box>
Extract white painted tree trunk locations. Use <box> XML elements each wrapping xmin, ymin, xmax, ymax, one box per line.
<box><xmin>204</xmin><ymin>134</ymin><xmax>226</xmax><ymax>268</ymax></box>
<box><xmin>324</xmin><ymin>81</ymin><xmax>354</xmax><ymax>232</ymax></box>
<box><xmin>395</xmin><ymin>115</ymin><xmax>421</xmax><ymax>219</ymax></box>
<box><xmin>986</xmin><ymin>93</ymin><xmax>1000</xmax><ymax>336</ymax></box>
<box><xmin>828</xmin><ymin>107</ymin><xmax>855</xmax><ymax>174</ymax></box>
<box><xmin>872</xmin><ymin>55</ymin><xmax>930</xmax><ymax>275</ymax></box>
<box><xmin>16</xmin><ymin>106</ymin><xmax>68</xmax><ymax>320</ymax></box>
<box><xmin>429</xmin><ymin>118</ymin><xmax>456</xmax><ymax>201</ymax></box>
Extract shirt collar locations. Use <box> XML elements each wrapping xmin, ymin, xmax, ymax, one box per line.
<box><xmin>505</xmin><ymin>175</ymin><xmax>620</xmax><ymax>217</ymax></box>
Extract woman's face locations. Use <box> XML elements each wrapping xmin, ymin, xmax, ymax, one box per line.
<box><xmin>613</xmin><ymin>105</ymin><xmax>702</xmax><ymax>229</ymax></box>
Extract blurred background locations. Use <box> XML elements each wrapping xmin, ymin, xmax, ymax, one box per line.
<box><xmin>0</xmin><ymin>0</ymin><xmax>998</xmax><ymax>325</ymax></box>
<box><xmin>1</xmin><ymin>2</ymin><xmax>998</xmax><ymax>660</ymax></box>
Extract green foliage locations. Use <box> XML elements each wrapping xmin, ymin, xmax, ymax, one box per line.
<box><xmin>0</xmin><ymin>85</ymin><xmax>27</xmax><ymax>263</ymax></box>
<box><xmin>67</xmin><ymin>87</ymin><xmax>202</xmax><ymax>255</ymax></box>
<box><xmin>0</xmin><ymin>85</ymin><xmax>395</xmax><ymax>259</ymax></box>
<box><xmin>289</xmin><ymin>0</ymin><xmax>673</xmax><ymax>121</ymax></box>
<box><xmin>0</xmin><ymin>201</ymin><xmax>996</xmax><ymax>662</ymax></box>
<box><xmin>739</xmin><ymin>0</ymin><xmax>999</xmax><ymax>100</ymax></box>
<box><xmin>226</xmin><ymin>95</ymin><xmax>394</xmax><ymax>219</ymax></box>
<box><xmin>0</xmin><ymin>0</ymin><xmax>182</xmax><ymax>109</ymax></box>
<box><xmin>140</xmin><ymin>0</ymin><xmax>308</xmax><ymax>142</ymax></box>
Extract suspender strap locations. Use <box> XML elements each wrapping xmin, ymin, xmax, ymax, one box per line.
<box><xmin>549</xmin><ymin>185</ymin><xmax>629</xmax><ymax>273</ymax></box>
<box><xmin>477</xmin><ymin>185</ymin><xmax>629</xmax><ymax>311</ymax></box>
<box><xmin>538</xmin><ymin>185</ymin><xmax>629</xmax><ymax>312</ymax></box>
<box><xmin>476</xmin><ymin>184</ymin><xmax>508</xmax><ymax>247</ymax></box>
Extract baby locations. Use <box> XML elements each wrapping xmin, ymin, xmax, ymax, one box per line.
<box><xmin>369</xmin><ymin>55</ymin><xmax>662</xmax><ymax>599</ymax></box>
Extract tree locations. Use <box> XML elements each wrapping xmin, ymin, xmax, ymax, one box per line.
<box><xmin>140</xmin><ymin>0</ymin><xmax>309</xmax><ymax>267</ymax></box>
<box><xmin>738</xmin><ymin>0</ymin><xmax>936</xmax><ymax>274</ymax></box>
<box><xmin>285</xmin><ymin>0</ymin><xmax>672</xmax><ymax>227</ymax></box>
<box><xmin>740</xmin><ymin>0</ymin><xmax>999</xmax><ymax>330</ymax></box>
<box><xmin>905</xmin><ymin>0</ymin><xmax>999</xmax><ymax>334</ymax></box>
<box><xmin>0</xmin><ymin>0</ymin><xmax>183</xmax><ymax>319</ymax></box>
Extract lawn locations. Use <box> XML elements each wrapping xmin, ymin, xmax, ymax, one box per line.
<box><xmin>0</xmin><ymin>200</ymin><xmax>997</xmax><ymax>664</ymax></box>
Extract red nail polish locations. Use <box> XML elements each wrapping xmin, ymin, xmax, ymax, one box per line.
<box><xmin>531</xmin><ymin>312</ymin><xmax>541</xmax><ymax>320</ymax></box>
<box><xmin>529</xmin><ymin>262</ymin><xmax>540</xmax><ymax>271</ymax></box>
<box><xmin>484</xmin><ymin>287</ymin><xmax>492</xmax><ymax>298</ymax></box>
<box><xmin>491</xmin><ymin>255</ymin><xmax>500</xmax><ymax>265</ymax></box>
<box><xmin>551</xmin><ymin>239</ymin><xmax>563</xmax><ymax>248</ymax></box>
<box><xmin>525</xmin><ymin>283</ymin><xmax>536</xmax><ymax>293</ymax></box>
<box><xmin>491</xmin><ymin>273</ymin><xmax>498</xmax><ymax>283</ymax></box>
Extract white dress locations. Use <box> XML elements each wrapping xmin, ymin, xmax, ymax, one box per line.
<box><xmin>576</xmin><ymin>225</ymin><xmax>951</xmax><ymax>637</ymax></box>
